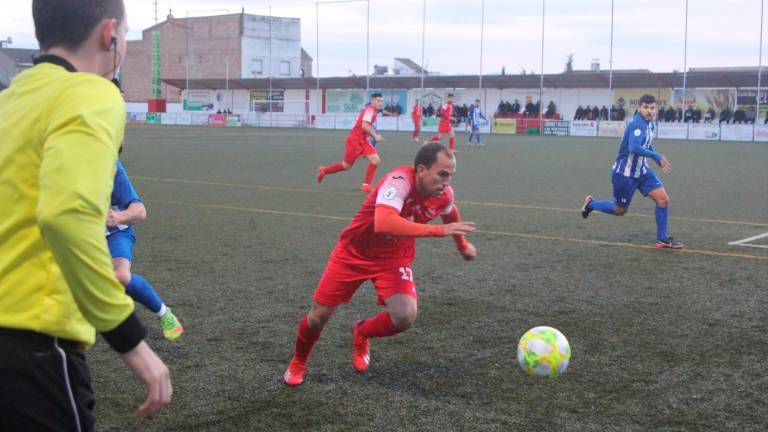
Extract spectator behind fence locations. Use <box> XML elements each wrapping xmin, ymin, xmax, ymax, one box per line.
<box><xmin>719</xmin><ymin>107</ymin><xmax>732</xmax><ymax>124</ymax></box>
<box><xmin>746</xmin><ymin>105</ymin><xmax>756</xmax><ymax>124</ymax></box>
<box><xmin>705</xmin><ymin>107</ymin><xmax>715</xmax><ymax>123</ymax></box>
<box><xmin>684</xmin><ymin>105</ymin><xmax>694</xmax><ymax>123</ymax></box>
<box><xmin>599</xmin><ymin>105</ymin><xmax>608</xmax><ymax>121</ymax></box>
<box><xmin>733</xmin><ymin>107</ymin><xmax>746</xmax><ymax>124</ymax></box>
<box><xmin>546</xmin><ymin>101</ymin><xmax>557</xmax><ymax>117</ymax></box>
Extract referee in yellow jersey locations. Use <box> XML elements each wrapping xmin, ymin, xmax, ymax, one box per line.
<box><xmin>0</xmin><ymin>1</ymin><xmax>171</xmax><ymax>430</ymax></box>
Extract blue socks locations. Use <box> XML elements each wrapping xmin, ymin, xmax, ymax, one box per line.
<box><xmin>655</xmin><ymin>205</ymin><xmax>669</xmax><ymax>241</ymax></box>
<box><xmin>589</xmin><ymin>199</ymin><xmax>616</xmax><ymax>215</ymax></box>
<box><xmin>125</xmin><ymin>274</ymin><xmax>163</xmax><ymax>314</ymax></box>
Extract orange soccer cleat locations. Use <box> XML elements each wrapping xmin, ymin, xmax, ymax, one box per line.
<box><xmin>352</xmin><ymin>321</ymin><xmax>370</xmax><ymax>373</ymax></box>
<box><xmin>283</xmin><ymin>358</ymin><xmax>308</xmax><ymax>386</ymax></box>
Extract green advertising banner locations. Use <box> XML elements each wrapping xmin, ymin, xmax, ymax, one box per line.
<box><xmin>183</xmin><ymin>91</ymin><xmax>214</xmax><ymax>111</ymax></box>
<box><xmin>151</xmin><ymin>31</ymin><xmax>161</xmax><ymax>99</ymax></box>
<box><xmin>326</xmin><ymin>90</ymin><xmax>365</xmax><ymax>113</ymax></box>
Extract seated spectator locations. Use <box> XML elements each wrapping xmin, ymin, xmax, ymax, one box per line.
<box><xmin>746</xmin><ymin>105</ymin><xmax>756</xmax><ymax>124</ymax></box>
<box><xmin>693</xmin><ymin>108</ymin><xmax>702</xmax><ymax>123</ymax></box>
<box><xmin>524</xmin><ymin>101</ymin><xmax>535</xmax><ymax>116</ymax></box>
<box><xmin>545</xmin><ymin>101</ymin><xmax>557</xmax><ymax>118</ymax></box>
<box><xmin>617</xmin><ymin>106</ymin><xmax>626</xmax><ymax>121</ymax></box>
<box><xmin>733</xmin><ymin>107</ymin><xmax>746</xmax><ymax>124</ymax></box>
<box><xmin>705</xmin><ymin>107</ymin><xmax>715</xmax><ymax>123</ymax></box>
<box><xmin>719</xmin><ymin>108</ymin><xmax>732</xmax><ymax>124</ymax></box>
<box><xmin>574</xmin><ymin>105</ymin><xmax>584</xmax><ymax>120</ymax></box>
<box><xmin>684</xmin><ymin>105</ymin><xmax>694</xmax><ymax>123</ymax></box>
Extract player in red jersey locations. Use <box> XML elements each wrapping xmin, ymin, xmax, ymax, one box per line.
<box><xmin>317</xmin><ymin>92</ymin><xmax>385</xmax><ymax>194</ymax></box>
<box><xmin>411</xmin><ymin>99</ymin><xmax>422</xmax><ymax>142</ymax></box>
<box><xmin>284</xmin><ymin>143</ymin><xmax>477</xmax><ymax>386</ymax></box>
<box><xmin>425</xmin><ymin>94</ymin><xmax>457</xmax><ymax>153</ymax></box>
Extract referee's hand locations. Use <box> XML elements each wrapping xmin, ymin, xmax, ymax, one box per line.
<box><xmin>120</xmin><ymin>340</ymin><xmax>172</xmax><ymax>416</ymax></box>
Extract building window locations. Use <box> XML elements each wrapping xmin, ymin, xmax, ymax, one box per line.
<box><xmin>280</xmin><ymin>61</ymin><xmax>290</xmax><ymax>76</ymax></box>
<box><xmin>252</xmin><ymin>59</ymin><xmax>263</xmax><ymax>77</ymax></box>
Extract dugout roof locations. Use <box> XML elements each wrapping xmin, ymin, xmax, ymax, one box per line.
<box><xmin>162</xmin><ymin>69</ymin><xmax>765</xmax><ymax>91</ymax></box>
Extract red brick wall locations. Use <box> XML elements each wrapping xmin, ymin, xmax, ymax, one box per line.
<box><xmin>121</xmin><ymin>14</ymin><xmax>242</xmax><ymax>103</ymax></box>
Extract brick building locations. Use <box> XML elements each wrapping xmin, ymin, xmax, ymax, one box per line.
<box><xmin>121</xmin><ymin>11</ymin><xmax>311</xmax><ymax>104</ymax></box>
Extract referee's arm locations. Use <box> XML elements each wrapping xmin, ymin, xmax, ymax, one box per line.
<box><xmin>37</xmin><ymin>82</ymin><xmax>145</xmax><ymax>352</ymax></box>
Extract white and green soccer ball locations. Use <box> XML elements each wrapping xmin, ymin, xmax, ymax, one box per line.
<box><xmin>517</xmin><ymin>326</ymin><xmax>571</xmax><ymax>378</ymax></box>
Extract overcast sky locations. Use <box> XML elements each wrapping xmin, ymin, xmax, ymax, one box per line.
<box><xmin>1</xmin><ymin>0</ymin><xmax>762</xmax><ymax>76</ymax></box>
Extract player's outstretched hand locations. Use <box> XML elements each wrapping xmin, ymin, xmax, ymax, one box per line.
<box><xmin>444</xmin><ymin>221</ymin><xmax>475</xmax><ymax>236</ymax></box>
<box><xmin>106</xmin><ymin>209</ymin><xmax>120</xmax><ymax>227</ymax></box>
<box><xmin>660</xmin><ymin>155</ymin><xmax>672</xmax><ymax>173</ymax></box>
<box><xmin>460</xmin><ymin>242</ymin><xmax>477</xmax><ymax>261</ymax></box>
<box><xmin>120</xmin><ymin>340</ymin><xmax>172</xmax><ymax>417</ymax></box>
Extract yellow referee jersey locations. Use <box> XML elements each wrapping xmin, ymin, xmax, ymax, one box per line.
<box><xmin>0</xmin><ymin>61</ymin><xmax>135</xmax><ymax>347</ymax></box>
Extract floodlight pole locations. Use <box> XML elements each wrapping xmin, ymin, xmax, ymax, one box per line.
<box><xmin>682</xmin><ymin>0</ymin><xmax>689</xmax><ymax>138</ymax></box>
<box><xmin>316</xmin><ymin>2</ymin><xmax>320</xmax><ymax>119</ymax></box>
<box><xmin>756</xmin><ymin>0</ymin><xmax>765</xmax><ymax>137</ymax></box>
<box><xmin>479</xmin><ymin>0</ymin><xmax>485</xmax><ymax>110</ymax></box>
<box><xmin>539</xmin><ymin>0</ymin><xmax>545</xmax><ymax>135</ymax></box>
<box><xmin>366</xmin><ymin>0</ymin><xmax>370</xmax><ymax>93</ymax></box>
<box><xmin>608</xmin><ymin>0</ymin><xmax>614</xmax><ymax>113</ymax></box>
<box><xmin>420</xmin><ymin>0</ymin><xmax>426</xmax><ymax>96</ymax></box>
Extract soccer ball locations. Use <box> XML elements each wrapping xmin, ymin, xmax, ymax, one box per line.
<box><xmin>517</xmin><ymin>326</ymin><xmax>571</xmax><ymax>378</ymax></box>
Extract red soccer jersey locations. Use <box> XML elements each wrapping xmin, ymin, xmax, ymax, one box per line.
<box><xmin>349</xmin><ymin>105</ymin><xmax>379</xmax><ymax>141</ymax></box>
<box><xmin>333</xmin><ymin>166</ymin><xmax>455</xmax><ymax>265</ymax></box>
<box><xmin>412</xmin><ymin>104</ymin><xmax>422</xmax><ymax>121</ymax></box>
<box><xmin>439</xmin><ymin>102</ymin><xmax>453</xmax><ymax>128</ymax></box>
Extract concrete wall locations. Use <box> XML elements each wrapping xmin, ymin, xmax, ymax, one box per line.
<box><xmin>241</xmin><ymin>15</ymin><xmax>302</xmax><ymax>78</ymax></box>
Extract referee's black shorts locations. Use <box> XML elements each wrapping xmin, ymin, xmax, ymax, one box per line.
<box><xmin>0</xmin><ymin>328</ymin><xmax>95</xmax><ymax>432</ymax></box>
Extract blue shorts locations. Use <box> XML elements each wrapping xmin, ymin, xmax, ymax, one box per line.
<box><xmin>107</xmin><ymin>230</ymin><xmax>135</xmax><ymax>261</ymax></box>
<box><xmin>611</xmin><ymin>169</ymin><xmax>663</xmax><ymax>208</ymax></box>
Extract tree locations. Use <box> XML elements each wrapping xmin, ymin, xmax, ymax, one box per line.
<box><xmin>564</xmin><ymin>54</ymin><xmax>574</xmax><ymax>73</ymax></box>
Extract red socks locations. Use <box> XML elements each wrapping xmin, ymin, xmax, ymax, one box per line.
<box><xmin>449</xmin><ymin>136</ymin><xmax>455</xmax><ymax>151</ymax></box>
<box><xmin>294</xmin><ymin>315</ymin><xmax>321</xmax><ymax>364</ymax></box>
<box><xmin>363</xmin><ymin>163</ymin><xmax>378</xmax><ymax>185</ymax></box>
<box><xmin>324</xmin><ymin>162</ymin><xmax>345</xmax><ymax>175</ymax></box>
<box><xmin>357</xmin><ymin>311</ymin><xmax>401</xmax><ymax>339</ymax></box>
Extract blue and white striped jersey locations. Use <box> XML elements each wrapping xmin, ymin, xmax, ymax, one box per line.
<box><xmin>468</xmin><ymin>104</ymin><xmax>486</xmax><ymax>127</ymax></box>
<box><xmin>613</xmin><ymin>112</ymin><xmax>662</xmax><ymax>178</ymax></box>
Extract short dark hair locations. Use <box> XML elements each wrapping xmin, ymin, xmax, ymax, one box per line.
<box><xmin>414</xmin><ymin>143</ymin><xmax>452</xmax><ymax>169</ymax></box>
<box><xmin>33</xmin><ymin>0</ymin><xmax>125</xmax><ymax>51</ymax></box>
<box><xmin>638</xmin><ymin>94</ymin><xmax>656</xmax><ymax>106</ymax></box>
<box><xmin>370</xmin><ymin>92</ymin><xmax>383</xmax><ymax>99</ymax></box>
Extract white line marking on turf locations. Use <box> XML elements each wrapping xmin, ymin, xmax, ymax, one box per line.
<box><xmin>729</xmin><ymin>232</ymin><xmax>768</xmax><ymax>248</ymax></box>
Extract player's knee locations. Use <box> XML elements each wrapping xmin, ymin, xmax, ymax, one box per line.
<box><xmin>307</xmin><ymin>307</ymin><xmax>334</xmax><ymax>330</ymax></box>
<box><xmin>614</xmin><ymin>206</ymin><xmax>628</xmax><ymax>216</ymax></box>
<box><xmin>389</xmin><ymin>306</ymin><xmax>418</xmax><ymax>331</ymax></box>
<box><xmin>114</xmin><ymin>267</ymin><xmax>132</xmax><ymax>286</ymax></box>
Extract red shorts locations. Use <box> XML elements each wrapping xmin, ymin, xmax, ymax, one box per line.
<box><xmin>438</xmin><ymin>122</ymin><xmax>453</xmax><ymax>134</ymax></box>
<box><xmin>344</xmin><ymin>136</ymin><xmax>377</xmax><ymax>165</ymax></box>
<box><xmin>313</xmin><ymin>255</ymin><xmax>416</xmax><ymax>307</ymax></box>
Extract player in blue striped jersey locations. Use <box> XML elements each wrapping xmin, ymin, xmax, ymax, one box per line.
<box><xmin>467</xmin><ymin>99</ymin><xmax>487</xmax><ymax>147</ymax></box>
<box><xmin>581</xmin><ymin>94</ymin><xmax>683</xmax><ymax>249</ymax></box>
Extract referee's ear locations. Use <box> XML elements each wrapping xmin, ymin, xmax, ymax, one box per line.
<box><xmin>100</xmin><ymin>18</ymin><xmax>119</xmax><ymax>51</ymax></box>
